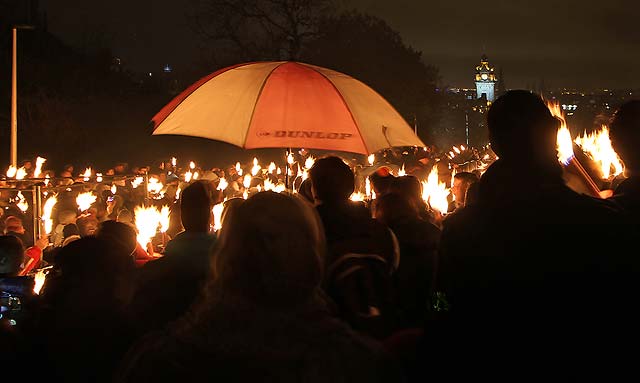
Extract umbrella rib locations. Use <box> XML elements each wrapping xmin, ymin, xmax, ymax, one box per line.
<box><xmin>307</xmin><ymin>66</ymin><xmax>370</xmax><ymax>154</ymax></box>
<box><xmin>243</xmin><ymin>62</ymin><xmax>287</xmax><ymax>147</ymax></box>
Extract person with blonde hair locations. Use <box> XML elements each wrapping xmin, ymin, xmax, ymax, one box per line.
<box><xmin>117</xmin><ymin>191</ymin><xmax>398</xmax><ymax>382</ymax></box>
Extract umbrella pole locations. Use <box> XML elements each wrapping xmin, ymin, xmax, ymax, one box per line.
<box><xmin>284</xmin><ymin>149</ymin><xmax>290</xmax><ymax>190</ymax></box>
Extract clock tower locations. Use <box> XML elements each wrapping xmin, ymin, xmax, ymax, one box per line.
<box><xmin>475</xmin><ymin>54</ymin><xmax>497</xmax><ymax>102</ymax></box>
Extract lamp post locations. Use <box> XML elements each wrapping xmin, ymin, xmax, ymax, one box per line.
<box><xmin>10</xmin><ymin>25</ymin><xmax>35</xmax><ymax>168</ymax></box>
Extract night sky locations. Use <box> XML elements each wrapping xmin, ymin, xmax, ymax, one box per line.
<box><xmin>42</xmin><ymin>0</ymin><xmax>640</xmax><ymax>90</ymax></box>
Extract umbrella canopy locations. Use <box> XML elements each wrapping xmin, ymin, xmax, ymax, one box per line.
<box><xmin>151</xmin><ymin>61</ymin><xmax>424</xmax><ymax>155</ymax></box>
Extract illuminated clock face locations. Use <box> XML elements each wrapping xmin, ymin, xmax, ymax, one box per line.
<box><xmin>481</xmin><ymin>73</ymin><xmax>488</xmax><ymax>80</ymax></box>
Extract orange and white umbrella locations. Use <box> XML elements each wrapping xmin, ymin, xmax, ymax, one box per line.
<box><xmin>151</xmin><ymin>61</ymin><xmax>424</xmax><ymax>155</ymax></box>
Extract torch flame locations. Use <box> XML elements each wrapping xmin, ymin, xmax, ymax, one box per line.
<box><xmin>235</xmin><ymin>162</ymin><xmax>243</xmax><ymax>176</ymax></box>
<box><xmin>251</xmin><ymin>158</ymin><xmax>261</xmax><ymax>176</ymax></box>
<box><xmin>159</xmin><ymin>205</ymin><xmax>170</xmax><ymax>233</ymax></box>
<box><xmin>111</xmin><ymin>184</ymin><xmax>117</xmax><ymax>194</ymax></box>
<box><xmin>304</xmin><ymin>156</ymin><xmax>316</xmax><ymax>170</ymax></box>
<box><xmin>212</xmin><ymin>203</ymin><xmax>224</xmax><ymax>231</ymax></box>
<box><xmin>365</xmin><ymin>177</ymin><xmax>371</xmax><ymax>198</ymax></box>
<box><xmin>421</xmin><ymin>165</ymin><xmax>450</xmax><ymax>215</ymax></box>
<box><xmin>6</xmin><ymin>165</ymin><xmax>17</xmax><ymax>178</ymax></box>
<box><xmin>134</xmin><ymin>205</ymin><xmax>162</xmax><ymax>249</ymax></box>
<box><xmin>189</xmin><ymin>161</ymin><xmax>196</xmax><ymax>170</ymax></box>
<box><xmin>548</xmin><ymin>101</ymin><xmax>574</xmax><ymax>165</ymax></box>
<box><xmin>184</xmin><ymin>170</ymin><xmax>193</xmax><ymax>182</ymax></box>
<box><xmin>350</xmin><ymin>192</ymin><xmax>366</xmax><ymax>202</ymax></box>
<box><xmin>268</xmin><ymin>162</ymin><xmax>277</xmax><ymax>174</ymax></box>
<box><xmin>43</xmin><ymin>194</ymin><xmax>58</xmax><ymax>235</ymax></box>
<box><xmin>33</xmin><ymin>268</ymin><xmax>47</xmax><ymax>295</ymax></box>
<box><xmin>34</xmin><ymin>156</ymin><xmax>46</xmax><ymax>178</ymax></box>
<box><xmin>574</xmin><ymin>125</ymin><xmax>624</xmax><ymax>179</ymax></box>
<box><xmin>82</xmin><ymin>167</ymin><xmax>92</xmax><ymax>181</ymax></box>
<box><xmin>132</xmin><ymin>176</ymin><xmax>144</xmax><ymax>188</ymax></box>
<box><xmin>398</xmin><ymin>164</ymin><xmax>406</xmax><ymax>177</ymax></box>
<box><xmin>171</xmin><ymin>157</ymin><xmax>177</xmax><ymax>167</ymax></box>
<box><xmin>16</xmin><ymin>167</ymin><xmax>27</xmax><ymax>180</ymax></box>
<box><xmin>147</xmin><ymin>177</ymin><xmax>163</xmax><ymax>194</ymax></box>
<box><xmin>287</xmin><ymin>152</ymin><xmax>294</xmax><ymax>165</ymax></box>
<box><xmin>16</xmin><ymin>192</ymin><xmax>29</xmax><ymax>212</ymax></box>
<box><xmin>76</xmin><ymin>192</ymin><xmax>96</xmax><ymax>212</ymax></box>
<box><xmin>368</xmin><ymin>154</ymin><xmax>375</xmax><ymax>166</ymax></box>
<box><xmin>217</xmin><ymin>177</ymin><xmax>228</xmax><ymax>191</ymax></box>
<box><xmin>243</xmin><ymin>174</ymin><xmax>252</xmax><ymax>188</ymax></box>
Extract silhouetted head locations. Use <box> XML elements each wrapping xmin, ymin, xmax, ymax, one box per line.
<box><xmin>370</xmin><ymin>167</ymin><xmax>396</xmax><ymax>196</ymax></box>
<box><xmin>297</xmin><ymin>178</ymin><xmax>314</xmax><ymax>204</ymax></box>
<box><xmin>95</xmin><ymin>220</ymin><xmax>138</xmax><ymax>259</ymax></box>
<box><xmin>0</xmin><ymin>235</ymin><xmax>25</xmax><ymax>277</ymax></box>
<box><xmin>76</xmin><ymin>215</ymin><xmax>99</xmax><ymax>237</ymax></box>
<box><xmin>211</xmin><ymin>192</ymin><xmax>325</xmax><ymax>309</ymax></box>
<box><xmin>309</xmin><ymin>156</ymin><xmax>354</xmax><ymax>204</ymax></box>
<box><xmin>451</xmin><ymin>172</ymin><xmax>480</xmax><ymax>206</ymax></box>
<box><xmin>610</xmin><ymin>100</ymin><xmax>640</xmax><ymax>174</ymax></box>
<box><xmin>181</xmin><ymin>181</ymin><xmax>212</xmax><ymax>232</ymax></box>
<box><xmin>374</xmin><ymin>192</ymin><xmax>419</xmax><ymax>226</ymax></box>
<box><xmin>487</xmin><ymin>90</ymin><xmax>560</xmax><ymax>165</ymax></box>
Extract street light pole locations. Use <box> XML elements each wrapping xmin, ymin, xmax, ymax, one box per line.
<box><xmin>10</xmin><ymin>25</ymin><xmax>35</xmax><ymax>168</ymax></box>
<box><xmin>10</xmin><ymin>27</ymin><xmax>17</xmax><ymax>168</ymax></box>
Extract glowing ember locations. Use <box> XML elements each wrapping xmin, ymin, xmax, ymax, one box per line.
<box><xmin>76</xmin><ymin>192</ymin><xmax>97</xmax><ymax>211</ymax></box>
<box><xmin>42</xmin><ymin>194</ymin><xmax>58</xmax><ymax>234</ymax></box>
<box><xmin>16</xmin><ymin>192</ymin><xmax>29</xmax><ymax>212</ymax></box>
<box><xmin>33</xmin><ymin>268</ymin><xmax>47</xmax><ymax>295</ymax></box>
<box><xmin>134</xmin><ymin>205</ymin><xmax>162</xmax><ymax>248</ymax></box>
<box><xmin>212</xmin><ymin>203</ymin><xmax>224</xmax><ymax>231</ymax></box>
<box><xmin>159</xmin><ymin>205</ymin><xmax>171</xmax><ymax>233</ymax></box>
<box><xmin>111</xmin><ymin>184</ymin><xmax>117</xmax><ymax>194</ymax></box>
<box><xmin>131</xmin><ymin>176</ymin><xmax>144</xmax><ymax>188</ymax></box>
<box><xmin>304</xmin><ymin>156</ymin><xmax>316</xmax><ymax>170</ymax></box>
<box><xmin>368</xmin><ymin>154</ymin><xmax>375</xmax><ymax>166</ymax></box>
<box><xmin>574</xmin><ymin>125</ymin><xmax>624</xmax><ymax>179</ymax></box>
<box><xmin>548</xmin><ymin>101</ymin><xmax>573</xmax><ymax>165</ymax></box>
<box><xmin>268</xmin><ymin>162</ymin><xmax>277</xmax><ymax>174</ymax></box>
<box><xmin>33</xmin><ymin>156</ymin><xmax>46</xmax><ymax>178</ymax></box>
<box><xmin>421</xmin><ymin>165</ymin><xmax>450</xmax><ymax>215</ymax></box>
<box><xmin>217</xmin><ymin>177</ymin><xmax>228</xmax><ymax>191</ymax></box>
<box><xmin>16</xmin><ymin>167</ymin><xmax>27</xmax><ymax>180</ymax></box>
<box><xmin>6</xmin><ymin>165</ymin><xmax>17</xmax><ymax>178</ymax></box>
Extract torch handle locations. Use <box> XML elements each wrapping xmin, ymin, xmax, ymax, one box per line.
<box><xmin>569</xmin><ymin>157</ymin><xmax>601</xmax><ymax>198</ymax></box>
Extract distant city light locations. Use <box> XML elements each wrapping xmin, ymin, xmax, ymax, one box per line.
<box><xmin>163</xmin><ymin>64</ymin><xmax>172</xmax><ymax>73</ymax></box>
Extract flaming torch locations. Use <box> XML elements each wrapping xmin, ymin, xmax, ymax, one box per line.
<box><xmin>33</xmin><ymin>268</ymin><xmax>49</xmax><ymax>295</ymax></box>
<box><xmin>548</xmin><ymin>101</ymin><xmax>601</xmax><ymax>197</ymax></box>
<box><xmin>212</xmin><ymin>203</ymin><xmax>224</xmax><ymax>232</ymax></box>
<box><xmin>251</xmin><ymin>158</ymin><xmax>261</xmax><ymax>176</ymax></box>
<box><xmin>16</xmin><ymin>167</ymin><xmax>27</xmax><ymax>180</ymax></box>
<box><xmin>42</xmin><ymin>194</ymin><xmax>58</xmax><ymax>235</ymax></box>
<box><xmin>16</xmin><ymin>191</ymin><xmax>29</xmax><ymax>213</ymax></box>
<box><xmin>6</xmin><ymin>165</ymin><xmax>17</xmax><ymax>178</ymax></box>
<box><xmin>421</xmin><ymin>165</ymin><xmax>450</xmax><ymax>215</ymax></box>
<box><xmin>368</xmin><ymin>154</ymin><xmax>375</xmax><ymax>166</ymax></box>
<box><xmin>76</xmin><ymin>192</ymin><xmax>97</xmax><ymax>212</ymax></box>
<box><xmin>134</xmin><ymin>205</ymin><xmax>161</xmax><ymax>255</ymax></box>
<box><xmin>33</xmin><ymin>156</ymin><xmax>46</xmax><ymax>178</ymax></box>
<box><xmin>159</xmin><ymin>205</ymin><xmax>170</xmax><ymax>248</ymax></box>
<box><xmin>81</xmin><ymin>167</ymin><xmax>92</xmax><ymax>182</ymax></box>
<box><xmin>574</xmin><ymin>125</ymin><xmax>624</xmax><ymax>180</ymax></box>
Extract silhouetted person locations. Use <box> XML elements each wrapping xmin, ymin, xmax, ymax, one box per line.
<box><xmin>309</xmin><ymin>156</ymin><xmax>399</xmax><ymax>339</ymax></box>
<box><xmin>35</xmin><ymin>237</ymin><xmax>136</xmax><ymax>383</ymax></box>
<box><xmin>446</xmin><ymin>171</ymin><xmax>479</xmax><ymax>213</ymax></box>
<box><xmin>129</xmin><ymin>181</ymin><xmax>216</xmax><ymax>334</ymax></box>
<box><xmin>426</xmin><ymin>90</ymin><xmax>631</xmax><ymax>376</ymax></box>
<box><xmin>609</xmin><ymin>100</ymin><xmax>640</xmax><ymax>220</ymax></box>
<box><xmin>116</xmin><ymin>192</ymin><xmax>399</xmax><ymax>383</ymax></box>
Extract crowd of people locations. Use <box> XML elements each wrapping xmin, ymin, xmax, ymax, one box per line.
<box><xmin>1</xmin><ymin>91</ymin><xmax>639</xmax><ymax>381</ymax></box>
